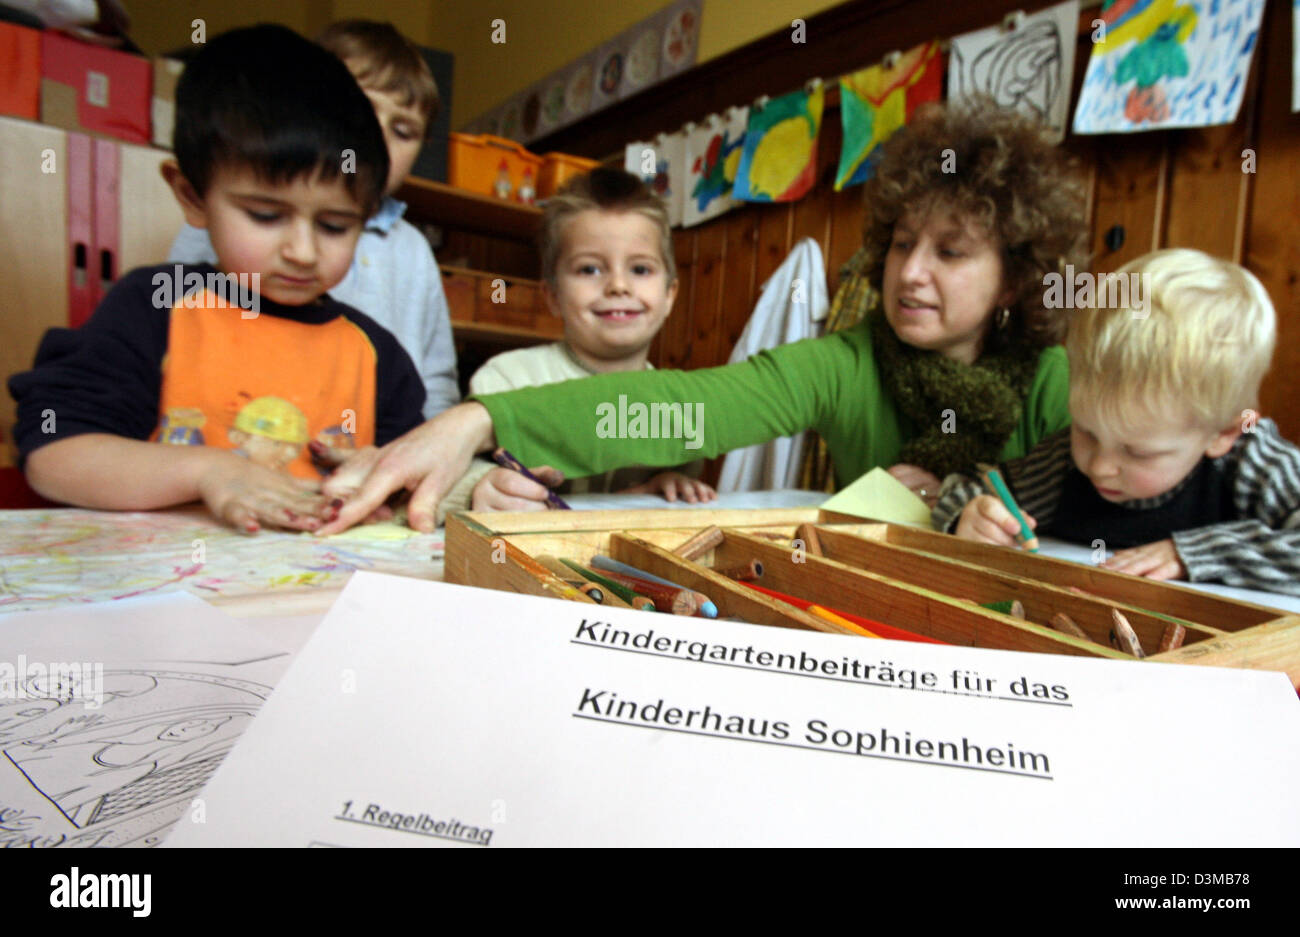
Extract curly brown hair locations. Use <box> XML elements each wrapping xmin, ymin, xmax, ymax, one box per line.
<box><xmin>859</xmin><ymin>98</ymin><xmax>1089</xmax><ymax>349</ymax></box>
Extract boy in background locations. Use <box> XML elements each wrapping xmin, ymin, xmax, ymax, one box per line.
<box><xmin>8</xmin><ymin>25</ymin><xmax>424</xmax><ymax>533</ymax></box>
<box><xmin>935</xmin><ymin>249</ymin><xmax>1300</xmax><ymax>596</ymax></box>
<box><xmin>442</xmin><ymin>169</ymin><xmax>715</xmax><ymax>515</ymax></box>
<box><xmin>169</xmin><ymin>19</ymin><xmax>459</xmax><ymax>420</ymax></box>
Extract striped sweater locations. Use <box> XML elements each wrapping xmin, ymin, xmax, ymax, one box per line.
<box><xmin>932</xmin><ymin>419</ymin><xmax>1300</xmax><ymax>596</ymax></box>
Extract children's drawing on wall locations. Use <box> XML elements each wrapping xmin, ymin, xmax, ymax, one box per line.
<box><xmin>836</xmin><ymin>41</ymin><xmax>944</xmax><ymax>191</ymax></box>
<box><xmin>948</xmin><ymin>1</ymin><xmax>1078</xmax><ymax>143</ymax></box>
<box><xmin>1073</xmin><ymin>0</ymin><xmax>1265</xmax><ymax>133</ymax></box>
<box><xmin>625</xmin><ymin>130</ymin><xmax>686</xmax><ymax>226</ymax></box>
<box><xmin>683</xmin><ymin>106</ymin><xmax>748</xmax><ymax>227</ymax></box>
<box><xmin>733</xmin><ymin>82</ymin><xmax>825</xmax><ymax>203</ymax></box>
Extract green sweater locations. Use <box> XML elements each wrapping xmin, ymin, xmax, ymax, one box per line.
<box><xmin>474</xmin><ymin>320</ymin><xmax>1072</xmax><ymax>488</ymax></box>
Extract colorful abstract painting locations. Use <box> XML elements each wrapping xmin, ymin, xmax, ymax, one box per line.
<box><xmin>948</xmin><ymin>1</ymin><xmax>1078</xmax><ymax>143</ymax></box>
<box><xmin>733</xmin><ymin>83</ymin><xmax>825</xmax><ymax>203</ymax></box>
<box><xmin>1073</xmin><ymin>0</ymin><xmax>1265</xmax><ymax>134</ymax></box>
<box><xmin>836</xmin><ymin>42</ymin><xmax>944</xmax><ymax>191</ymax></box>
<box><xmin>683</xmin><ymin>106</ymin><xmax>749</xmax><ymax>227</ymax></box>
<box><xmin>626</xmin><ymin>130</ymin><xmax>686</xmax><ymax>227</ymax></box>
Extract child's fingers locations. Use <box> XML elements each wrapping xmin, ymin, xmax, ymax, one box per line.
<box><xmin>659</xmin><ymin>477</ymin><xmax>680</xmax><ymax>502</ymax></box>
<box><xmin>222</xmin><ymin>502</ymin><xmax>261</xmax><ymax>535</ymax></box>
<box><xmin>526</xmin><ymin>465</ymin><xmax>565</xmax><ymax>487</ymax></box>
<box><xmin>490</xmin><ymin>468</ymin><xmax>552</xmax><ymax>502</ymax></box>
<box><xmin>964</xmin><ymin>496</ymin><xmax>1021</xmax><ymax>547</ymax></box>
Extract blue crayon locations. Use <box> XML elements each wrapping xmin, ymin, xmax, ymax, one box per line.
<box><xmin>590</xmin><ymin>555</ymin><xmax>719</xmax><ymax>618</ymax></box>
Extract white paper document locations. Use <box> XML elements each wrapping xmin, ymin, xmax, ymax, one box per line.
<box><xmin>167</xmin><ymin>572</ymin><xmax>1300</xmax><ymax>847</ymax></box>
<box><xmin>0</xmin><ymin>593</ymin><xmax>291</xmax><ymax>847</ymax></box>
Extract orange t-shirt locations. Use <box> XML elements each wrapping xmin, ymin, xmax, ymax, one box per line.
<box><xmin>152</xmin><ymin>290</ymin><xmax>378</xmax><ymax>479</ymax></box>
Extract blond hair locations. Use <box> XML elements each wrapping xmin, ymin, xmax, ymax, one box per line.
<box><xmin>1066</xmin><ymin>248</ymin><xmax>1276</xmax><ymax>430</ymax></box>
<box><xmin>541</xmin><ymin>169</ymin><xmax>675</xmax><ymax>284</ymax></box>
<box><xmin>317</xmin><ymin>20</ymin><xmax>440</xmax><ymax>130</ymax></box>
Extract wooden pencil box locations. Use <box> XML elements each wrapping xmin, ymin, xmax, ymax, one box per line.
<box><xmin>444</xmin><ymin>508</ymin><xmax>1300</xmax><ymax>686</ymax></box>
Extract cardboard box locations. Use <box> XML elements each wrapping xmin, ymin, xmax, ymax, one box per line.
<box><xmin>0</xmin><ymin>21</ymin><xmax>41</xmax><ymax>120</ymax></box>
<box><xmin>150</xmin><ymin>56</ymin><xmax>183</xmax><ymax>149</ymax></box>
<box><xmin>40</xmin><ymin>31</ymin><xmax>150</xmax><ymax>144</ymax></box>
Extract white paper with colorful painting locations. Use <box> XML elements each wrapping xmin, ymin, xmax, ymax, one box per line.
<box><xmin>1073</xmin><ymin>0</ymin><xmax>1265</xmax><ymax>133</ymax></box>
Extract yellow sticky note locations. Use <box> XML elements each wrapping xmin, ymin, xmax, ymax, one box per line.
<box><xmin>819</xmin><ymin>467</ymin><xmax>933</xmax><ymax>527</ymax></box>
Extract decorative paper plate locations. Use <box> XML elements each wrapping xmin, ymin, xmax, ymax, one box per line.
<box><xmin>598</xmin><ymin>50</ymin><xmax>624</xmax><ymax>97</ymax></box>
<box><xmin>566</xmin><ymin>60</ymin><xmax>594</xmax><ymax>119</ymax></box>
<box><xmin>625</xmin><ymin>28</ymin><xmax>658</xmax><ymax>90</ymax></box>
<box><xmin>662</xmin><ymin>6</ymin><xmax>697</xmax><ymax>71</ymax></box>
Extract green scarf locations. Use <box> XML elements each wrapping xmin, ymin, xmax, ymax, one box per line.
<box><xmin>870</xmin><ymin>312</ymin><xmax>1040</xmax><ymax>478</ymax></box>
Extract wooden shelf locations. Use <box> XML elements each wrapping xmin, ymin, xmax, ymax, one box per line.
<box><xmin>397</xmin><ymin>176</ymin><xmax>542</xmax><ymax>239</ymax></box>
<box><xmin>451</xmin><ymin>320</ymin><xmax>559</xmax><ymax>346</ymax></box>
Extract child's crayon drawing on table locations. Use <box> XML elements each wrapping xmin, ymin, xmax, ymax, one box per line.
<box><xmin>0</xmin><ymin>509</ymin><xmax>443</xmax><ymax>615</ymax></box>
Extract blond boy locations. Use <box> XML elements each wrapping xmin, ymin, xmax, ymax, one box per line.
<box><xmin>439</xmin><ymin>170</ymin><xmax>715</xmax><ymax>516</ymax></box>
<box><xmin>935</xmin><ymin>249</ymin><xmax>1300</xmax><ymax>595</ymax></box>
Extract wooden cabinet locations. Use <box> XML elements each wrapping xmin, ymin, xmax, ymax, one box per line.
<box><xmin>0</xmin><ymin>115</ymin><xmax>182</xmax><ymax>465</ymax></box>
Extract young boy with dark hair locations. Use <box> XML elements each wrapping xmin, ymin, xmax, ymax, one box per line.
<box><xmin>169</xmin><ymin>19</ymin><xmax>460</xmax><ymax>419</ymax></box>
<box><xmin>7</xmin><ymin>24</ymin><xmax>424</xmax><ymax>533</ymax></box>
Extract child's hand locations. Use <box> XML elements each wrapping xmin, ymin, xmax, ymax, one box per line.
<box><xmin>471</xmin><ymin>465</ymin><xmax>565</xmax><ymax>512</ymax></box>
<box><xmin>619</xmin><ymin>472</ymin><xmax>717</xmax><ymax>503</ymax></box>
<box><xmin>955</xmin><ymin>494</ymin><xmax>1037</xmax><ymax>548</ymax></box>
<box><xmin>197</xmin><ymin>451</ymin><xmax>335</xmax><ymax>534</ymax></box>
<box><xmin>1103</xmin><ymin>539</ymin><xmax>1187</xmax><ymax>581</ymax></box>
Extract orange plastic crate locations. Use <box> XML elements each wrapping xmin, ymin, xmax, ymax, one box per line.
<box><xmin>537</xmin><ymin>151</ymin><xmax>600</xmax><ymax>198</ymax></box>
<box><xmin>448</xmin><ymin>132</ymin><xmax>542</xmax><ymax>198</ymax></box>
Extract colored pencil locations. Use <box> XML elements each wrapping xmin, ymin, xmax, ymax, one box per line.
<box><xmin>673</xmin><ymin>525</ymin><xmax>724</xmax><ymax>560</ymax></box>
<box><xmin>806</xmin><ymin>604</ymin><xmax>880</xmax><ymax>638</ymax></box>
<box><xmin>491</xmin><ymin>447</ymin><xmax>571</xmax><ymax>510</ymax></box>
<box><xmin>504</xmin><ymin>544</ymin><xmax>596</xmax><ymax>604</ymax></box>
<box><xmin>980</xmin><ymin>599</ymin><xmax>1025</xmax><ymax>619</ymax></box>
<box><xmin>588</xmin><ymin>569</ymin><xmax>700</xmax><ymax>616</ymax></box>
<box><xmin>534</xmin><ymin>556</ymin><xmax>607</xmax><ymax>603</ymax></box>
<box><xmin>794</xmin><ymin>522</ymin><xmax>824</xmax><ymax>557</ymax></box>
<box><xmin>1109</xmin><ymin>608</ymin><xmax>1146</xmax><ymax>658</ymax></box>
<box><xmin>558</xmin><ymin>559</ymin><xmax>655</xmax><ymax>611</ymax></box>
<box><xmin>1158</xmin><ymin>621</ymin><xmax>1187</xmax><ymax>652</ymax></box>
<box><xmin>714</xmin><ymin>559</ymin><xmax>764</xmax><ymax>581</ymax></box>
<box><xmin>1048</xmin><ymin>612</ymin><xmax>1092</xmax><ymax>641</ymax></box>
<box><xmin>589</xmin><ymin>555</ymin><xmax>718</xmax><ymax>618</ymax></box>
<box><xmin>976</xmin><ymin>463</ymin><xmax>1038</xmax><ymax>552</ymax></box>
<box><xmin>739</xmin><ymin>582</ymin><xmax>945</xmax><ymax>645</ymax></box>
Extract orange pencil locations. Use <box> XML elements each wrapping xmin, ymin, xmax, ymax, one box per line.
<box><xmin>807</xmin><ymin>604</ymin><xmax>880</xmax><ymax>638</ymax></box>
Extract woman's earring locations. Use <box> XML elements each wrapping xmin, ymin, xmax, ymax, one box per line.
<box><xmin>996</xmin><ymin>307</ymin><xmax>1011</xmax><ymax>330</ymax></box>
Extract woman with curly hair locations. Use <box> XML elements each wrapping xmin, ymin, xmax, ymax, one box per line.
<box><xmin>320</xmin><ymin>100</ymin><xmax>1090</xmax><ymax>533</ymax></box>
